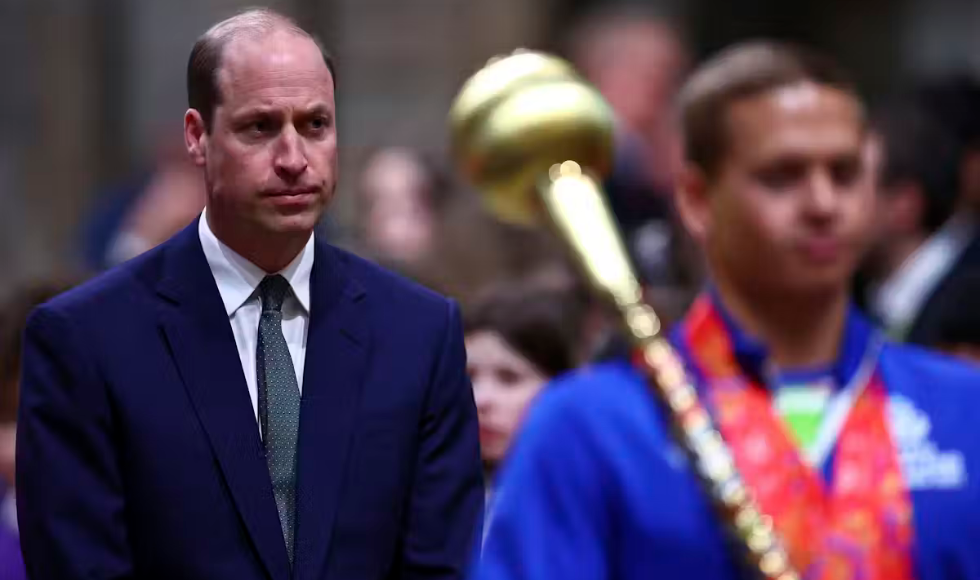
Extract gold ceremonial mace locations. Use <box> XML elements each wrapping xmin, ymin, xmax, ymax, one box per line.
<box><xmin>449</xmin><ymin>50</ymin><xmax>800</xmax><ymax>580</ymax></box>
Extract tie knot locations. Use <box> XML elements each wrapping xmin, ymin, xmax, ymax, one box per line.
<box><xmin>259</xmin><ymin>275</ymin><xmax>290</xmax><ymax>313</ymax></box>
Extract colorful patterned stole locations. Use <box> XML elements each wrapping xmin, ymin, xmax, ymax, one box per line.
<box><xmin>677</xmin><ymin>296</ymin><xmax>915</xmax><ymax>580</ymax></box>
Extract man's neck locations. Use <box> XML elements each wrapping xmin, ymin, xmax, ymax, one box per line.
<box><xmin>713</xmin><ymin>278</ymin><xmax>849</xmax><ymax>371</ymax></box>
<box><xmin>207</xmin><ymin>211</ymin><xmax>310</xmax><ymax>274</ymax></box>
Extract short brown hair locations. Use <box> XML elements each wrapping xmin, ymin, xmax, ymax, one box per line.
<box><xmin>678</xmin><ymin>40</ymin><xmax>861</xmax><ymax>176</ymax></box>
<box><xmin>187</xmin><ymin>7</ymin><xmax>337</xmax><ymax>132</ymax></box>
<box><xmin>463</xmin><ymin>281</ymin><xmax>583</xmax><ymax>379</ymax></box>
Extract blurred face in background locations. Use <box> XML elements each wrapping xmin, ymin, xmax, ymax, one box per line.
<box><xmin>359</xmin><ymin>149</ymin><xmax>436</xmax><ymax>263</ymax></box>
<box><xmin>679</xmin><ymin>82</ymin><xmax>874</xmax><ymax>300</ymax></box>
<box><xmin>575</xmin><ymin>19</ymin><xmax>687</xmax><ymax>188</ymax></box>
<box><xmin>465</xmin><ymin>330</ymin><xmax>548</xmax><ymax>465</ymax></box>
<box><xmin>588</xmin><ymin>23</ymin><xmax>685</xmax><ymax>140</ymax></box>
<box><xmin>185</xmin><ymin>30</ymin><xmax>338</xmax><ymax>246</ymax></box>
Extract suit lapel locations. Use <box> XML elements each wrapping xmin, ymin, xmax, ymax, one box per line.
<box><xmin>292</xmin><ymin>242</ymin><xmax>370</xmax><ymax>580</ymax></box>
<box><xmin>155</xmin><ymin>221</ymin><xmax>291</xmax><ymax>580</ymax></box>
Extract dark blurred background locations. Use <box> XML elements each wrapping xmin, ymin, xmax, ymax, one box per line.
<box><xmin>1</xmin><ymin>0</ymin><xmax>977</xmax><ymax>296</ymax></box>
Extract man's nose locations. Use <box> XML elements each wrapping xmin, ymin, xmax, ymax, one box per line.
<box><xmin>274</xmin><ymin>126</ymin><xmax>309</xmax><ymax>179</ymax></box>
<box><xmin>805</xmin><ymin>169</ymin><xmax>839</xmax><ymax>217</ymax></box>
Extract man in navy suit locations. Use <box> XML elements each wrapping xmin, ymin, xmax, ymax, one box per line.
<box><xmin>16</xmin><ymin>8</ymin><xmax>483</xmax><ymax>580</ymax></box>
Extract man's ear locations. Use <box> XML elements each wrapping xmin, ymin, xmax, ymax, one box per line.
<box><xmin>184</xmin><ymin>109</ymin><xmax>208</xmax><ymax>167</ymax></box>
<box><xmin>675</xmin><ymin>163</ymin><xmax>712</xmax><ymax>246</ymax></box>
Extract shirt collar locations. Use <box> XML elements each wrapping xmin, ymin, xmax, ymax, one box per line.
<box><xmin>198</xmin><ymin>208</ymin><xmax>314</xmax><ymax>316</ymax></box>
<box><xmin>704</xmin><ymin>284</ymin><xmax>876</xmax><ymax>390</ymax></box>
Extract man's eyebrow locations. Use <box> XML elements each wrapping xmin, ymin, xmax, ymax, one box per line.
<box><xmin>305</xmin><ymin>103</ymin><xmax>332</xmax><ymax>115</ymax></box>
<box><xmin>226</xmin><ymin>102</ymin><xmax>334</xmax><ymax>122</ymax></box>
<box><xmin>229</xmin><ymin>105</ymin><xmax>279</xmax><ymax>119</ymax></box>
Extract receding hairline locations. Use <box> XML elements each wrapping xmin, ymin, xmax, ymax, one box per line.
<box><xmin>676</xmin><ymin>41</ymin><xmax>864</xmax><ymax>175</ymax></box>
<box><xmin>186</xmin><ymin>7</ymin><xmax>336</xmax><ymax>130</ymax></box>
<box><xmin>202</xmin><ymin>8</ymin><xmax>310</xmax><ymax>51</ymax></box>
<box><xmin>214</xmin><ymin>10</ymin><xmax>331</xmax><ymax>69</ymax></box>
<box><xmin>217</xmin><ymin>28</ymin><xmax>334</xmax><ymax>83</ymax></box>
<box><xmin>678</xmin><ymin>41</ymin><xmax>856</xmax><ymax>109</ymax></box>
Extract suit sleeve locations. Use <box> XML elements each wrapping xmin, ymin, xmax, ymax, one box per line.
<box><xmin>397</xmin><ymin>300</ymin><xmax>485</xmax><ymax>580</ymax></box>
<box><xmin>16</xmin><ymin>305</ymin><xmax>134</xmax><ymax>579</ymax></box>
<box><xmin>470</xmin><ymin>381</ymin><xmax>612</xmax><ymax>580</ymax></box>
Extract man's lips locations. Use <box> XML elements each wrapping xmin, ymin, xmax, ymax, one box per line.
<box><xmin>262</xmin><ymin>187</ymin><xmax>321</xmax><ymax>208</ymax></box>
<box><xmin>263</xmin><ymin>186</ymin><xmax>320</xmax><ymax>198</ymax></box>
<box><xmin>798</xmin><ymin>236</ymin><xmax>843</xmax><ymax>263</ymax></box>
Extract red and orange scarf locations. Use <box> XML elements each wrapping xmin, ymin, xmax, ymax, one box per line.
<box><xmin>676</xmin><ymin>295</ymin><xmax>914</xmax><ymax>580</ymax></box>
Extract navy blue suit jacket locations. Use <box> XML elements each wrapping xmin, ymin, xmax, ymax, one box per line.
<box><xmin>16</xmin><ymin>219</ymin><xmax>484</xmax><ymax>580</ymax></box>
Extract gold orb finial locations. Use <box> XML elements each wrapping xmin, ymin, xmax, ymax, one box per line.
<box><xmin>449</xmin><ymin>50</ymin><xmax>616</xmax><ymax>226</ymax></box>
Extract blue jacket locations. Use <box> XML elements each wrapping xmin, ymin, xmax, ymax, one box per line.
<box><xmin>17</xmin><ymin>219</ymin><xmax>484</xmax><ymax>580</ymax></box>
<box><xmin>475</xmin><ymin>302</ymin><xmax>980</xmax><ymax>580</ymax></box>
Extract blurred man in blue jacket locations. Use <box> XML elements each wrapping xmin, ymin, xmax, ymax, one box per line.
<box><xmin>475</xmin><ymin>41</ymin><xmax>980</xmax><ymax>580</ymax></box>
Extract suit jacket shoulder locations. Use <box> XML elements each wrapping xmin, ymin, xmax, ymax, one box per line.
<box><xmin>326</xmin><ymin>244</ymin><xmax>455</xmax><ymax>311</ymax></box>
<box><xmin>34</xmin><ymin>239</ymin><xmax>169</xmax><ymax>335</ymax></box>
<box><xmin>320</xmin><ymin>243</ymin><xmax>461</xmax><ymax>352</ymax></box>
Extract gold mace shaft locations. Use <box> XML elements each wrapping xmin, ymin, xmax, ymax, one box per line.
<box><xmin>449</xmin><ymin>49</ymin><xmax>800</xmax><ymax>580</ymax></box>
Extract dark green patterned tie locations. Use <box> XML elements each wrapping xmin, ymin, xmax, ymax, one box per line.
<box><xmin>257</xmin><ymin>275</ymin><xmax>301</xmax><ymax>565</ymax></box>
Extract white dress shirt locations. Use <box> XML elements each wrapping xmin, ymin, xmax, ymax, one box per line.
<box><xmin>198</xmin><ymin>208</ymin><xmax>313</xmax><ymax>429</ymax></box>
<box><xmin>872</xmin><ymin>214</ymin><xmax>977</xmax><ymax>338</ymax></box>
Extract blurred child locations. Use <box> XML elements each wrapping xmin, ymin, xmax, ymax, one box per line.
<box><xmin>463</xmin><ymin>280</ymin><xmax>582</xmax><ymax>531</ymax></box>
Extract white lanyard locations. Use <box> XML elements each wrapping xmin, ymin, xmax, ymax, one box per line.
<box><xmin>765</xmin><ymin>337</ymin><xmax>884</xmax><ymax>469</ymax></box>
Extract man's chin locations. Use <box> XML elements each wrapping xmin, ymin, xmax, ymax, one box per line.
<box><xmin>262</xmin><ymin>209</ymin><xmax>323</xmax><ymax>235</ymax></box>
<box><xmin>784</xmin><ymin>271</ymin><xmax>853</xmax><ymax>300</ymax></box>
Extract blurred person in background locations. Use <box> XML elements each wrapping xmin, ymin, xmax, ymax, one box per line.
<box><xmin>83</xmin><ymin>134</ymin><xmax>207</xmax><ymax>270</ymax></box>
<box><xmin>563</xmin><ymin>5</ymin><xmax>702</xmax><ymax>313</ymax></box>
<box><xmin>462</xmin><ymin>280</ymin><xmax>581</xmax><ymax>535</ymax></box>
<box><xmin>0</xmin><ymin>278</ymin><xmax>79</xmax><ymax>580</ymax></box>
<box><xmin>900</xmin><ymin>74</ymin><xmax>980</xmax><ymax>362</ymax></box>
<box><xmin>927</xmin><ymin>273</ymin><xmax>980</xmax><ymax>364</ymax></box>
<box><xmin>352</xmin><ymin>145</ymin><xmax>574</xmax><ymax>313</ymax></box>
<box><xmin>900</xmin><ymin>77</ymin><xmax>980</xmax><ymax>345</ymax></box>
<box><xmin>475</xmin><ymin>41</ymin><xmax>980</xmax><ymax>580</ymax></box>
<box><xmin>565</xmin><ymin>4</ymin><xmax>687</xmax><ymax>203</ymax></box>
<box><xmin>915</xmin><ymin>75</ymin><xmax>980</xmax><ymax>217</ymax></box>
<box><xmin>858</xmin><ymin>100</ymin><xmax>965</xmax><ymax>342</ymax></box>
<box><xmin>17</xmin><ymin>8</ymin><xmax>482</xmax><ymax>580</ymax></box>
<box><xmin>355</xmin><ymin>147</ymin><xmax>450</xmax><ymax>268</ymax></box>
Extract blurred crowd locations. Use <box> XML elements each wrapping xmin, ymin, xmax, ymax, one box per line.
<box><xmin>3</xmin><ymin>4</ymin><xmax>980</xmax><ymax>576</ymax></box>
